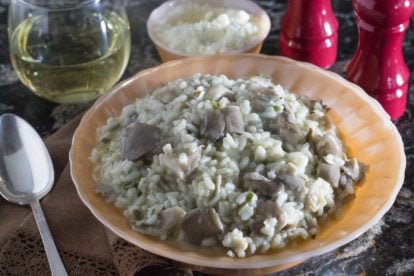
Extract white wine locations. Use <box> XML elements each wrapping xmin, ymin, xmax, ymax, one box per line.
<box><xmin>10</xmin><ymin>11</ymin><xmax>131</xmax><ymax>103</ymax></box>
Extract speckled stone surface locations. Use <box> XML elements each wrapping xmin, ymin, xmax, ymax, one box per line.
<box><xmin>0</xmin><ymin>0</ymin><xmax>413</xmax><ymax>275</ymax></box>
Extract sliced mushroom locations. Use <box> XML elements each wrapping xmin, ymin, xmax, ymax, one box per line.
<box><xmin>250</xmin><ymin>200</ymin><xmax>286</xmax><ymax>234</ymax></box>
<box><xmin>141</xmin><ymin>137</ymin><xmax>178</xmax><ymax>164</ymax></box>
<box><xmin>264</xmin><ymin>202</ymin><xmax>287</xmax><ymax>230</ymax></box>
<box><xmin>339</xmin><ymin>173</ymin><xmax>354</xmax><ymax>188</ymax></box>
<box><xmin>200</xmin><ymin>110</ymin><xmax>225</xmax><ymax>141</ymax></box>
<box><xmin>251</xmin><ymin>90</ymin><xmax>279</xmax><ymax>113</ymax></box>
<box><xmin>161</xmin><ymin>145</ymin><xmax>202</xmax><ymax>180</ymax></box>
<box><xmin>275</xmin><ymin>164</ymin><xmax>304</xmax><ymax>191</ymax></box>
<box><xmin>185</xmin><ymin>146</ymin><xmax>203</xmax><ymax>177</ymax></box>
<box><xmin>160</xmin><ymin>206</ymin><xmax>186</xmax><ymax>233</ymax></box>
<box><xmin>256</xmin><ymin>200</ymin><xmax>279</xmax><ymax>218</ymax></box>
<box><xmin>206</xmin><ymin>85</ymin><xmax>233</xmax><ymax>100</ymax></box>
<box><xmin>149</xmin><ymin>137</ymin><xmax>176</xmax><ymax>155</ymax></box>
<box><xmin>269</xmin><ymin>111</ymin><xmax>304</xmax><ymax>145</ymax></box>
<box><xmin>342</xmin><ymin>158</ymin><xmax>367</xmax><ymax>182</ymax></box>
<box><xmin>317</xmin><ymin>162</ymin><xmax>340</xmax><ymax>187</ymax></box>
<box><xmin>316</xmin><ymin>133</ymin><xmax>343</xmax><ymax>157</ymax></box>
<box><xmin>243</xmin><ymin>172</ymin><xmax>283</xmax><ymax>197</ymax></box>
<box><xmin>277</xmin><ymin>173</ymin><xmax>304</xmax><ymax>191</ymax></box>
<box><xmin>251</xmin><ymin>101</ymin><xmax>267</xmax><ymax>113</ymax></box>
<box><xmin>121</xmin><ymin>122</ymin><xmax>161</xmax><ymax>161</ymax></box>
<box><xmin>313</xmin><ymin>99</ymin><xmax>329</xmax><ymax>113</ymax></box>
<box><xmin>257</xmin><ymin>87</ymin><xmax>280</xmax><ymax>101</ymax></box>
<box><xmin>160</xmin><ymin>144</ymin><xmax>184</xmax><ymax>179</ymax></box>
<box><xmin>181</xmin><ymin>207</ymin><xmax>224</xmax><ymax>244</ymax></box>
<box><xmin>222</xmin><ymin>106</ymin><xmax>245</xmax><ymax>134</ymax></box>
<box><xmin>249</xmin><ymin>219</ymin><xmax>266</xmax><ymax>234</ymax></box>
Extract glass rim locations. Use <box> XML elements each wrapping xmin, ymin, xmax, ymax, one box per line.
<box><xmin>11</xmin><ymin>0</ymin><xmax>103</xmax><ymax>11</ymax></box>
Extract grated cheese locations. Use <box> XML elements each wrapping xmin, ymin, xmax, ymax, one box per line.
<box><xmin>152</xmin><ymin>3</ymin><xmax>260</xmax><ymax>55</ymax></box>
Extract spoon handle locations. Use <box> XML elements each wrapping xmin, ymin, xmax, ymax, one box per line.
<box><xmin>30</xmin><ymin>200</ymin><xmax>68</xmax><ymax>276</ymax></box>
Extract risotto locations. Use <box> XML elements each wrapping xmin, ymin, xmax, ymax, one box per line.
<box><xmin>90</xmin><ymin>74</ymin><xmax>366</xmax><ymax>258</ymax></box>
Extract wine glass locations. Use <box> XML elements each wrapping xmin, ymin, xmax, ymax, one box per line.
<box><xmin>8</xmin><ymin>0</ymin><xmax>131</xmax><ymax>103</ymax></box>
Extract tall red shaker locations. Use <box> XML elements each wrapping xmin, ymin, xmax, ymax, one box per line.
<box><xmin>279</xmin><ymin>0</ymin><xmax>338</xmax><ymax>68</ymax></box>
<box><xmin>347</xmin><ymin>0</ymin><xmax>414</xmax><ymax>120</ymax></box>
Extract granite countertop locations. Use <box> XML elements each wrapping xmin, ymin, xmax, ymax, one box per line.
<box><xmin>0</xmin><ymin>0</ymin><xmax>413</xmax><ymax>275</ymax></box>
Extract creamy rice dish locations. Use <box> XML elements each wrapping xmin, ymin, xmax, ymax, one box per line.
<box><xmin>91</xmin><ymin>74</ymin><xmax>366</xmax><ymax>258</ymax></box>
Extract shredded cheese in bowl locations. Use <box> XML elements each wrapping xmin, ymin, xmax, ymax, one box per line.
<box><xmin>149</xmin><ymin>1</ymin><xmax>264</xmax><ymax>55</ymax></box>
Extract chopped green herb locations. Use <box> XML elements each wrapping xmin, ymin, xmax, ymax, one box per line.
<box><xmin>193</xmin><ymin>90</ymin><xmax>201</xmax><ymax>98</ymax></box>
<box><xmin>121</xmin><ymin>182</ymin><xmax>134</xmax><ymax>190</ymax></box>
<box><xmin>246</xmin><ymin>192</ymin><xmax>255</xmax><ymax>203</ymax></box>
<box><xmin>273</xmin><ymin>105</ymin><xmax>283</xmax><ymax>112</ymax></box>
<box><xmin>211</xmin><ymin>100</ymin><xmax>219</xmax><ymax>109</ymax></box>
<box><xmin>101</xmin><ymin>137</ymin><xmax>111</xmax><ymax>144</ymax></box>
<box><xmin>133</xmin><ymin>209</ymin><xmax>142</xmax><ymax>220</ymax></box>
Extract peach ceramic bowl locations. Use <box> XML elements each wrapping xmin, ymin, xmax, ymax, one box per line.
<box><xmin>146</xmin><ymin>0</ymin><xmax>271</xmax><ymax>62</ymax></box>
<box><xmin>70</xmin><ymin>54</ymin><xmax>405</xmax><ymax>275</ymax></box>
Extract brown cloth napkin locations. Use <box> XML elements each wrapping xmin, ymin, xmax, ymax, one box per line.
<box><xmin>0</xmin><ymin>116</ymin><xmax>193</xmax><ymax>276</ymax></box>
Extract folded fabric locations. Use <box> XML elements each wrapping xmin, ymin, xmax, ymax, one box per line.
<box><xmin>0</xmin><ymin>116</ymin><xmax>192</xmax><ymax>276</ymax></box>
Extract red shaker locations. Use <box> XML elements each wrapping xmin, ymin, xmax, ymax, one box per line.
<box><xmin>279</xmin><ymin>0</ymin><xmax>338</xmax><ymax>68</ymax></box>
<box><xmin>346</xmin><ymin>0</ymin><xmax>414</xmax><ymax>120</ymax></box>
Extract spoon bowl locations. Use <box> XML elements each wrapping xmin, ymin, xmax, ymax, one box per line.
<box><xmin>0</xmin><ymin>113</ymin><xmax>67</xmax><ymax>276</ymax></box>
<box><xmin>0</xmin><ymin>113</ymin><xmax>54</xmax><ymax>204</ymax></box>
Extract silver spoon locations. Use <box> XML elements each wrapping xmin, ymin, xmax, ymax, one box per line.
<box><xmin>0</xmin><ymin>113</ymin><xmax>68</xmax><ymax>276</ymax></box>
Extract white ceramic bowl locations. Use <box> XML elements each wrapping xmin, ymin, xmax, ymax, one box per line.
<box><xmin>70</xmin><ymin>54</ymin><xmax>406</xmax><ymax>275</ymax></box>
<box><xmin>146</xmin><ymin>0</ymin><xmax>271</xmax><ymax>62</ymax></box>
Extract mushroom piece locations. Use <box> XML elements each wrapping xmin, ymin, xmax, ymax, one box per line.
<box><xmin>161</xmin><ymin>145</ymin><xmax>185</xmax><ymax>180</ymax></box>
<box><xmin>222</xmin><ymin>106</ymin><xmax>245</xmax><ymax>134</ymax></box>
<box><xmin>160</xmin><ymin>206</ymin><xmax>186</xmax><ymax>233</ymax></box>
<box><xmin>243</xmin><ymin>172</ymin><xmax>283</xmax><ymax>197</ymax></box>
<box><xmin>256</xmin><ymin>200</ymin><xmax>279</xmax><ymax>218</ymax></box>
<box><xmin>269</xmin><ymin>111</ymin><xmax>303</xmax><ymax>145</ymax></box>
<box><xmin>276</xmin><ymin>166</ymin><xmax>304</xmax><ymax>191</ymax></box>
<box><xmin>256</xmin><ymin>87</ymin><xmax>280</xmax><ymax>101</ymax></box>
<box><xmin>200</xmin><ymin>110</ymin><xmax>225</xmax><ymax>141</ymax></box>
<box><xmin>148</xmin><ymin>137</ymin><xmax>176</xmax><ymax>155</ymax></box>
<box><xmin>277</xmin><ymin>173</ymin><xmax>304</xmax><ymax>191</ymax></box>
<box><xmin>316</xmin><ymin>133</ymin><xmax>343</xmax><ymax>157</ymax></box>
<box><xmin>317</xmin><ymin>162</ymin><xmax>340</xmax><ymax>187</ymax></box>
<box><xmin>251</xmin><ymin>101</ymin><xmax>267</xmax><ymax>113</ymax></box>
<box><xmin>342</xmin><ymin>158</ymin><xmax>367</xmax><ymax>182</ymax></box>
<box><xmin>206</xmin><ymin>85</ymin><xmax>233</xmax><ymax>101</ymax></box>
<box><xmin>299</xmin><ymin>96</ymin><xmax>329</xmax><ymax>113</ymax></box>
<box><xmin>250</xmin><ymin>200</ymin><xmax>286</xmax><ymax>234</ymax></box>
<box><xmin>339</xmin><ymin>173</ymin><xmax>354</xmax><ymax>188</ymax></box>
<box><xmin>181</xmin><ymin>207</ymin><xmax>224</xmax><ymax>244</ymax></box>
<box><xmin>121</xmin><ymin>122</ymin><xmax>161</xmax><ymax>161</ymax></box>
<box><xmin>251</xmin><ymin>88</ymin><xmax>281</xmax><ymax>113</ymax></box>
<box><xmin>161</xmin><ymin>144</ymin><xmax>203</xmax><ymax>180</ymax></box>
<box><xmin>185</xmin><ymin>146</ymin><xmax>203</xmax><ymax>177</ymax></box>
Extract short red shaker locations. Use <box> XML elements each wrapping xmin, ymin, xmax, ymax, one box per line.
<box><xmin>279</xmin><ymin>0</ymin><xmax>338</xmax><ymax>68</ymax></box>
<box><xmin>347</xmin><ymin>0</ymin><xmax>414</xmax><ymax>120</ymax></box>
